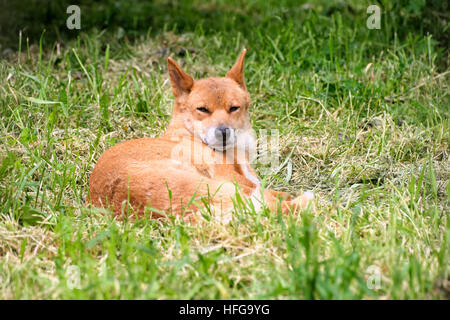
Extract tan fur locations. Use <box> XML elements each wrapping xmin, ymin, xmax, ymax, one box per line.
<box><xmin>88</xmin><ymin>49</ymin><xmax>314</xmax><ymax>221</ymax></box>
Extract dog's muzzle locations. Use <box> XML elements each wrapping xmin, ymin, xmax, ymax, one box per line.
<box><xmin>204</xmin><ymin>126</ymin><xmax>235</xmax><ymax>151</ymax></box>
<box><xmin>214</xmin><ymin>126</ymin><xmax>231</xmax><ymax>145</ymax></box>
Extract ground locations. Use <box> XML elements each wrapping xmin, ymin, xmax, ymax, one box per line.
<box><xmin>0</xmin><ymin>0</ymin><xmax>448</xmax><ymax>299</ymax></box>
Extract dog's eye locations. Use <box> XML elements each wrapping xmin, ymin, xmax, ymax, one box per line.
<box><xmin>197</xmin><ymin>107</ymin><xmax>210</xmax><ymax>114</ymax></box>
<box><xmin>229</xmin><ymin>106</ymin><xmax>240</xmax><ymax>113</ymax></box>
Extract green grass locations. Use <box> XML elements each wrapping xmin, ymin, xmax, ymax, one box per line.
<box><xmin>0</xmin><ymin>0</ymin><xmax>448</xmax><ymax>299</ymax></box>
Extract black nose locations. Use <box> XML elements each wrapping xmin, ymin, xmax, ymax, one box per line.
<box><xmin>214</xmin><ymin>127</ymin><xmax>231</xmax><ymax>141</ymax></box>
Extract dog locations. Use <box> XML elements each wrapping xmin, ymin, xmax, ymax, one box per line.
<box><xmin>88</xmin><ymin>49</ymin><xmax>314</xmax><ymax>222</ymax></box>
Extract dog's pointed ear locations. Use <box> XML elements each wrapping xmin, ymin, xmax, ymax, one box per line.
<box><xmin>226</xmin><ymin>49</ymin><xmax>247</xmax><ymax>90</ymax></box>
<box><xmin>167</xmin><ymin>57</ymin><xmax>194</xmax><ymax>97</ymax></box>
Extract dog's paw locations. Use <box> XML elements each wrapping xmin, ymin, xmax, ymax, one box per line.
<box><xmin>282</xmin><ymin>191</ymin><xmax>315</xmax><ymax>214</ymax></box>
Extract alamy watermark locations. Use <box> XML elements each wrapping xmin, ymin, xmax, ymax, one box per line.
<box><xmin>66</xmin><ymin>5</ymin><xmax>81</xmax><ymax>30</ymax></box>
<box><xmin>168</xmin><ymin>128</ymin><xmax>281</xmax><ymax>173</ymax></box>
<box><xmin>366</xmin><ymin>265</ymin><xmax>381</xmax><ymax>290</ymax></box>
<box><xmin>367</xmin><ymin>5</ymin><xmax>381</xmax><ymax>29</ymax></box>
<box><xmin>66</xmin><ymin>265</ymin><xmax>81</xmax><ymax>289</ymax></box>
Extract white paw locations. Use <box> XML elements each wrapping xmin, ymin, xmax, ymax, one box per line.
<box><xmin>303</xmin><ymin>191</ymin><xmax>314</xmax><ymax>201</ymax></box>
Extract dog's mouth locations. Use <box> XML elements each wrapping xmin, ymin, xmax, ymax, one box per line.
<box><xmin>204</xmin><ymin>128</ymin><xmax>257</xmax><ymax>151</ymax></box>
<box><xmin>202</xmin><ymin>139</ymin><xmax>235</xmax><ymax>152</ymax></box>
<box><xmin>212</xmin><ymin>144</ymin><xmax>232</xmax><ymax>152</ymax></box>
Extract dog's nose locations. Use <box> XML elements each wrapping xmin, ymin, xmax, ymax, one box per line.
<box><xmin>214</xmin><ymin>127</ymin><xmax>231</xmax><ymax>142</ymax></box>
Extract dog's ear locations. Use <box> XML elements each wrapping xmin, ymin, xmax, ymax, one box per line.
<box><xmin>167</xmin><ymin>57</ymin><xmax>194</xmax><ymax>97</ymax></box>
<box><xmin>226</xmin><ymin>49</ymin><xmax>247</xmax><ymax>90</ymax></box>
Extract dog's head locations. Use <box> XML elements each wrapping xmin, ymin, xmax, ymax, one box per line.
<box><xmin>167</xmin><ymin>49</ymin><xmax>254</xmax><ymax>152</ymax></box>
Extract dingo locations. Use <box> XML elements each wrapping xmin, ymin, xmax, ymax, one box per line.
<box><xmin>88</xmin><ymin>49</ymin><xmax>313</xmax><ymax>222</ymax></box>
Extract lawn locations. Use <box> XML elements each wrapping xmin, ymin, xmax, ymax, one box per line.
<box><xmin>0</xmin><ymin>0</ymin><xmax>448</xmax><ymax>299</ymax></box>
